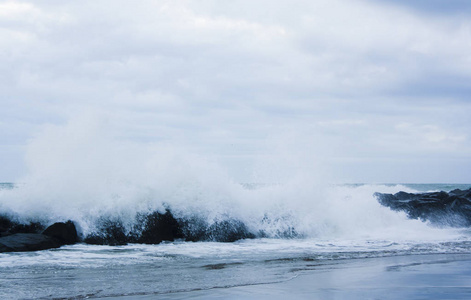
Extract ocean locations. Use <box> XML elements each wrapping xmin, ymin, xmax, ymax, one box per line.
<box><xmin>1</xmin><ymin>183</ymin><xmax>471</xmax><ymax>299</ymax></box>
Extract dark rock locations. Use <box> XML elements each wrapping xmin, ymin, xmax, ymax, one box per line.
<box><xmin>0</xmin><ymin>215</ymin><xmax>14</xmax><ymax>237</ymax></box>
<box><xmin>178</xmin><ymin>216</ymin><xmax>209</xmax><ymax>242</ymax></box>
<box><xmin>0</xmin><ymin>219</ymin><xmax>80</xmax><ymax>252</ymax></box>
<box><xmin>0</xmin><ymin>215</ymin><xmax>44</xmax><ymax>237</ymax></box>
<box><xmin>178</xmin><ymin>216</ymin><xmax>257</xmax><ymax>242</ymax></box>
<box><xmin>9</xmin><ymin>222</ymin><xmax>44</xmax><ymax>234</ymax></box>
<box><xmin>84</xmin><ymin>219</ymin><xmax>128</xmax><ymax>246</ymax></box>
<box><xmin>374</xmin><ymin>188</ymin><xmax>471</xmax><ymax>227</ymax></box>
<box><xmin>205</xmin><ymin>219</ymin><xmax>255</xmax><ymax>242</ymax></box>
<box><xmin>83</xmin><ymin>210</ymin><xmax>185</xmax><ymax>246</ymax></box>
<box><xmin>137</xmin><ymin>210</ymin><xmax>184</xmax><ymax>244</ymax></box>
<box><xmin>43</xmin><ymin>221</ymin><xmax>78</xmax><ymax>245</ymax></box>
<box><xmin>0</xmin><ymin>233</ymin><xmax>62</xmax><ymax>252</ymax></box>
<box><xmin>82</xmin><ymin>209</ymin><xmax>257</xmax><ymax>245</ymax></box>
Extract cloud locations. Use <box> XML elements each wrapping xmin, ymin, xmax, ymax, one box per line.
<box><xmin>371</xmin><ymin>0</ymin><xmax>471</xmax><ymax>15</ymax></box>
<box><xmin>1</xmin><ymin>0</ymin><xmax>471</xmax><ymax>183</ymax></box>
<box><xmin>395</xmin><ymin>122</ymin><xmax>467</xmax><ymax>147</ymax></box>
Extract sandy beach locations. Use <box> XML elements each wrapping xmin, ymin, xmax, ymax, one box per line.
<box><xmin>107</xmin><ymin>253</ymin><xmax>471</xmax><ymax>299</ymax></box>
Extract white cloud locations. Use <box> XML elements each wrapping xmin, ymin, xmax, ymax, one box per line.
<box><xmin>0</xmin><ymin>2</ymin><xmax>36</xmax><ymax>18</ymax></box>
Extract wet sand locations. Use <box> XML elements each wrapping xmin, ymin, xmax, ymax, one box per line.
<box><xmin>108</xmin><ymin>253</ymin><xmax>471</xmax><ymax>299</ymax></box>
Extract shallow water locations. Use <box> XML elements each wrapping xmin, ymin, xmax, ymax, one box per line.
<box><xmin>2</xmin><ymin>237</ymin><xmax>471</xmax><ymax>299</ymax></box>
<box><xmin>145</xmin><ymin>253</ymin><xmax>471</xmax><ymax>300</ymax></box>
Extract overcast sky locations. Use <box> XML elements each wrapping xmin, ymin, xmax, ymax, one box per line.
<box><xmin>1</xmin><ymin>0</ymin><xmax>471</xmax><ymax>183</ymax></box>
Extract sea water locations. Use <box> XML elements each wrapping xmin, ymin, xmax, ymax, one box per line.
<box><xmin>1</xmin><ymin>183</ymin><xmax>471</xmax><ymax>299</ymax></box>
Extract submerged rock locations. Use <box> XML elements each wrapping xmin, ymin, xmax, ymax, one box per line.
<box><xmin>374</xmin><ymin>188</ymin><xmax>471</xmax><ymax>227</ymax></box>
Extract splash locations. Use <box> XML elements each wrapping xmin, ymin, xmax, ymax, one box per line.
<box><xmin>0</xmin><ymin>116</ymin><xmax>464</xmax><ymax>242</ymax></box>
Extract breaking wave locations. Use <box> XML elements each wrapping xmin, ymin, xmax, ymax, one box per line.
<box><xmin>0</xmin><ymin>118</ymin><xmax>468</xmax><ymax>244</ymax></box>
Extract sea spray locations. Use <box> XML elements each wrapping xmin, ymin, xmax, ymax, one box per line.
<box><xmin>0</xmin><ymin>118</ymin><xmax>465</xmax><ymax>243</ymax></box>
<box><xmin>1</xmin><ymin>181</ymin><xmax>463</xmax><ymax>243</ymax></box>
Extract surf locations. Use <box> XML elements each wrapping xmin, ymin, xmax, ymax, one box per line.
<box><xmin>0</xmin><ymin>118</ymin><xmax>469</xmax><ymax>245</ymax></box>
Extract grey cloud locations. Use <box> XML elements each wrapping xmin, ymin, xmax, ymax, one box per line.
<box><xmin>371</xmin><ymin>0</ymin><xmax>471</xmax><ymax>15</ymax></box>
<box><xmin>1</xmin><ymin>0</ymin><xmax>471</xmax><ymax>182</ymax></box>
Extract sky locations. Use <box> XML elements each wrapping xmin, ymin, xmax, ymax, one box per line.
<box><xmin>1</xmin><ymin>0</ymin><xmax>471</xmax><ymax>184</ymax></box>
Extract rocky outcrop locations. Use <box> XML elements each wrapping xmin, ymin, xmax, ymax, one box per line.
<box><xmin>83</xmin><ymin>210</ymin><xmax>257</xmax><ymax>245</ymax></box>
<box><xmin>374</xmin><ymin>188</ymin><xmax>471</xmax><ymax>227</ymax></box>
<box><xmin>136</xmin><ymin>210</ymin><xmax>184</xmax><ymax>244</ymax></box>
<box><xmin>84</xmin><ymin>210</ymin><xmax>185</xmax><ymax>245</ymax></box>
<box><xmin>42</xmin><ymin>220</ymin><xmax>78</xmax><ymax>244</ymax></box>
<box><xmin>0</xmin><ymin>221</ymin><xmax>78</xmax><ymax>253</ymax></box>
<box><xmin>0</xmin><ymin>233</ymin><xmax>62</xmax><ymax>252</ymax></box>
<box><xmin>204</xmin><ymin>219</ymin><xmax>255</xmax><ymax>242</ymax></box>
<box><xmin>84</xmin><ymin>219</ymin><xmax>128</xmax><ymax>246</ymax></box>
<box><xmin>0</xmin><ymin>215</ymin><xmax>44</xmax><ymax>237</ymax></box>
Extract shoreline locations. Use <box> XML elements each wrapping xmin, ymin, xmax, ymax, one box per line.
<box><xmin>104</xmin><ymin>253</ymin><xmax>471</xmax><ymax>299</ymax></box>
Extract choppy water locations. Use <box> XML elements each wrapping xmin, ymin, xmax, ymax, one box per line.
<box><xmin>2</xmin><ymin>237</ymin><xmax>471</xmax><ymax>299</ymax></box>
